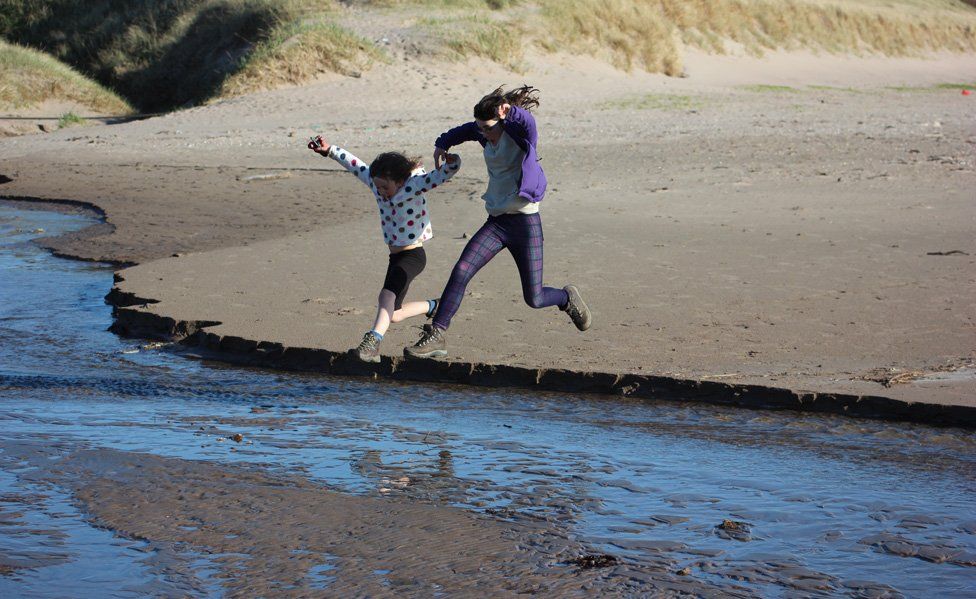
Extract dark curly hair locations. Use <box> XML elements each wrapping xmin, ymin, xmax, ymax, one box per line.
<box><xmin>369</xmin><ymin>152</ymin><xmax>422</xmax><ymax>182</ymax></box>
<box><xmin>473</xmin><ymin>84</ymin><xmax>540</xmax><ymax>121</ymax></box>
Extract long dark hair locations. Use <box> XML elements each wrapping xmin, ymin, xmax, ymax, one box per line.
<box><xmin>473</xmin><ymin>84</ymin><xmax>540</xmax><ymax>120</ymax></box>
<box><xmin>369</xmin><ymin>152</ymin><xmax>421</xmax><ymax>182</ymax></box>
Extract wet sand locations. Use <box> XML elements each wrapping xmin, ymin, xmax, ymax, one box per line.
<box><xmin>4</xmin><ymin>437</ymin><xmax>963</xmax><ymax>598</ymax></box>
<box><xmin>1</xmin><ymin>50</ymin><xmax>975</xmax><ymax>417</ymax></box>
<box><xmin>4</xmin><ymin>441</ymin><xmax>606</xmax><ymax>597</ymax></box>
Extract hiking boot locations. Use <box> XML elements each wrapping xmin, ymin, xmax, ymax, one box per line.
<box><xmin>404</xmin><ymin>324</ymin><xmax>447</xmax><ymax>359</ymax></box>
<box><xmin>351</xmin><ymin>331</ymin><xmax>381</xmax><ymax>363</ymax></box>
<box><xmin>562</xmin><ymin>285</ymin><xmax>591</xmax><ymax>331</ymax></box>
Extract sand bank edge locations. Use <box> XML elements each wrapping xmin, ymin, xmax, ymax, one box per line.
<box><xmin>107</xmin><ymin>289</ymin><xmax>976</xmax><ymax>429</ymax></box>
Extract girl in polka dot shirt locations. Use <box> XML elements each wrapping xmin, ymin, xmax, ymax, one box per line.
<box><xmin>308</xmin><ymin>135</ymin><xmax>460</xmax><ymax>362</ymax></box>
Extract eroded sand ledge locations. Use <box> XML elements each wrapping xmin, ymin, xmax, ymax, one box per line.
<box><xmin>2</xmin><ymin>50</ymin><xmax>974</xmax><ymax>426</ymax></box>
<box><xmin>104</xmin><ymin>283</ymin><xmax>976</xmax><ymax>428</ymax></box>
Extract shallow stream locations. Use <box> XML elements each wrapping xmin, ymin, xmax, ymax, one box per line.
<box><xmin>1</xmin><ymin>205</ymin><xmax>974</xmax><ymax>597</ymax></box>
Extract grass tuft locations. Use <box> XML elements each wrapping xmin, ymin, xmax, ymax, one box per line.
<box><xmin>220</xmin><ymin>19</ymin><xmax>386</xmax><ymax>97</ymax></box>
<box><xmin>0</xmin><ymin>40</ymin><xmax>133</xmax><ymax>113</ymax></box>
<box><xmin>807</xmin><ymin>85</ymin><xmax>863</xmax><ymax>93</ymax></box>
<box><xmin>601</xmin><ymin>93</ymin><xmax>705</xmax><ymax>111</ymax></box>
<box><xmin>884</xmin><ymin>85</ymin><xmax>934</xmax><ymax>92</ymax></box>
<box><xmin>57</xmin><ymin>112</ymin><xmax>86</xmax><ymax>128</ymax></box>
<box><xmin>538</xmin><ymin>0</ymin><xmax>683</xmax><ymax>75</ymax></box>
<box><xmin>885</xmin><ymin>82</ymin><xmax>976</xmax><ymax>92</ymax></box>
<box><xmin>418</xmin><ymin>15</ymin><xmax>525</xmax><ymax>70</ymax></box>
<box><xmin>740</xmin><ymin>84</ymin><xmax>798</xmax><ymax>93</ymax></box>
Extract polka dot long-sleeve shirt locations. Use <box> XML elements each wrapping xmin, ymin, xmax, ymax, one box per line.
<box><xmin>326</xmin><ymin>146</ymin><xmax>461</xmax><ymax>247</ymax></box>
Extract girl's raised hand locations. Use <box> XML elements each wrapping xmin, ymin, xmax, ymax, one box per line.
<box><xmin>308</xmin><ymin>135</ymin><xmax>330</xmax><ymax>154</ymax></box>
<box><xmin>498</xmin><ymin>103</ymin><xmax>511</xmax><ymax>120</ymax></box>
<box><xmin>433</xmin><ymin>146</ymin><xmax>447</xmax><ymax>168</ymax></box>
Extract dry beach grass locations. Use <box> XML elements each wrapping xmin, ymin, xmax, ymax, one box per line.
<box><xmin>2</xmin><ymin>0</ymin><xmax>975</xmax><ymax>113</ymax></box>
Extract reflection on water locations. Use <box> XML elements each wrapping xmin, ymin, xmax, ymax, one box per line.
<box><xmin>1</xmin><ymin>205</ymin><xmax>974</xmax><ymax>597</ymax></box>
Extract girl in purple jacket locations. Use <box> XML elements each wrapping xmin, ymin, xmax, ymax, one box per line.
<box><xmin>405</xmin><ymin>85</ymin><xmax>591</xmax><ymax>359</ymax></box>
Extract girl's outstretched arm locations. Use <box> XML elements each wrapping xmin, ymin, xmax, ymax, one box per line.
<box><xmin>325</xmin><ymin>145</ymin><xmax>373</xmax><ymax>187</ymax></box>
<box><xmin>308</xmin><ymin>136</ymin><xmax>372</xmax><ymax>187</ymax></box>
<box><xmin>433</xmin><ymin>123</ymin><xmax>481</xmax><ymax>166</ymax></box>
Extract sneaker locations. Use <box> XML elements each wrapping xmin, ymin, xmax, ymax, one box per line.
<box><xmin>562</xmin><ymin>285</ymin><xmax>591</xmax><ymax>331</ymax></box>
<box><xmin>351</xmin><ymin>331</ymin><xmax>381</xmax><ymax>363</ymax></box>
<box><xmin>404</xmin><ymin>324</ymin><xmax>447</xmax><ymax>359</ymax></box>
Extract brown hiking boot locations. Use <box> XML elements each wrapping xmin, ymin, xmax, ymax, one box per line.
<box><xmin>403</xmin><ymin>324</ymin><xmax>447</xmax><ymax>359</ymax></box>
<box><xmin>562</xmin><ymin>285</ymin><xmax>591</xmax><ymax>331</ymax></box>
<box><xmin>351</xmin><ymin>331</ymin><xmax>381</xmax><ymax>363</ymax></box>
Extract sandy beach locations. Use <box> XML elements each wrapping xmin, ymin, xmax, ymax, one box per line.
<box><xmin>1</xmin><ymin>49</ymin><xmax>975</xmax><ymax>419</ymax></box>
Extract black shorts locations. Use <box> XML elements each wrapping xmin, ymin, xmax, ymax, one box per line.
<box><xmin>383</xmin><ymin>247</ymin><xmax>426</xmax><ymax>310</ymax></box>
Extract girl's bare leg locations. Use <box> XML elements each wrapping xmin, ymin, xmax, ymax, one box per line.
<box><xmin>391</xmin><ymin>300</ymin><xmax>431</xmax><ymax>324</ymax></box>
<box><xmin>371</xmin><ymin>290</ymin><xmax>397</xmax><ymax>337</ymax></box>
<box><xmin>372</xmin><ymin>292</ymin><xmax>431</xmax><ymax>336</ymax></box>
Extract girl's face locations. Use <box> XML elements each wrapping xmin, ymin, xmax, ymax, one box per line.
<box><xmin>373</xmin><ymin>177</ymin><xmax>403</xmax><ymax>200</ymax></box>
<box><xmin>476</xmin><ymin>118</ymin><xmax>504</xmax><ymax>144</ymax></box>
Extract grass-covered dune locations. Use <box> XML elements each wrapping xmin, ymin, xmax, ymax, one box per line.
<box><xmin>2</xmin><ymin>0</ymin><xmax>975</xmax><ymax>112</ymax></box>
<box><xmin>0</xmin><ymin>38</ymin><xmax>131</xmax><ymax>114</ymax></box>
<box><xmin>0</xmin><ymin>0</ymin><xmax>382</xmax><ymax>112</ymax></box>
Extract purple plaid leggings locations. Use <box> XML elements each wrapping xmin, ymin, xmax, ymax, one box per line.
<box><xmin>433</xmin><ymin>212</ymin><xmax>569</xmax><ymax>330</ymax></box>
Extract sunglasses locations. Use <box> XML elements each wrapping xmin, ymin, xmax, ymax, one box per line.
<box><xmin>477</xmin><ymin>120</ymin><xmax>501</xmax><ymax>135</ymax></box>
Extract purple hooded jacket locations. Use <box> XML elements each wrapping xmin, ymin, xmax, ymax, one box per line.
<box><xmin>434</xmin><ymin>105</ymin><xmax>547</xmax><ymax>203</ymax></box>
